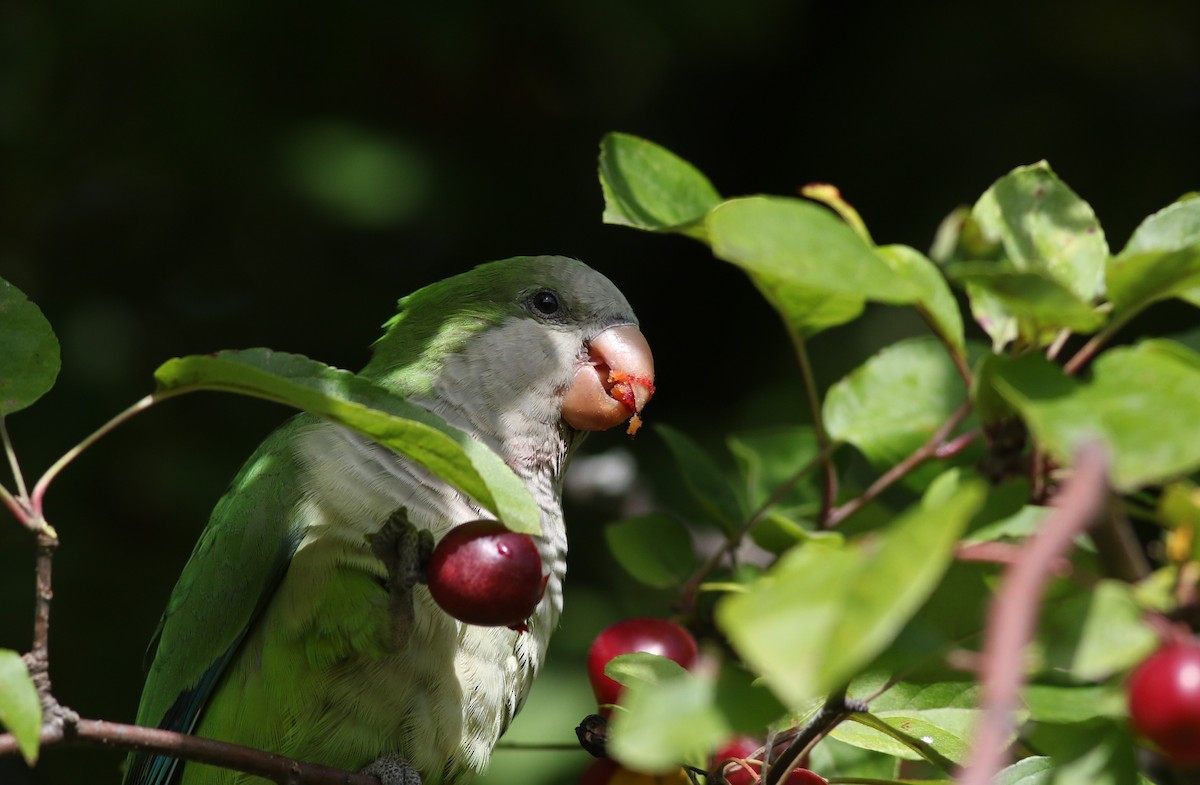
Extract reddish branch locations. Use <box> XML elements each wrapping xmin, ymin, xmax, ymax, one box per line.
<box><xmin>0</xmin><ymin>717</ymin><xmax>380</xmax><ymax>785</ymax></box>
<box><xmin>957</xmin><ymin>442</ymin><xmax>1110</xmax><ymax>785</ymax></box>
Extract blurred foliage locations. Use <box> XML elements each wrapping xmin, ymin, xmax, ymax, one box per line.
<box><xmin>2</xmin><ymin>0</ymin><xmax>1200</xmax><ymax>782</ymax></box>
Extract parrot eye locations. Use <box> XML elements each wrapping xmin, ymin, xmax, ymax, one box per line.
<box><xmin>528</xmin><ymin>289</ymin><xmax>561</xmax><ymax>317</ymax></box>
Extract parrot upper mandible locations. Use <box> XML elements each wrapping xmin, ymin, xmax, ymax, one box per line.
<box><xmin>123</xmin><ymin>255</ymin><xmax>655</xmax><ymax>785</ymax></box>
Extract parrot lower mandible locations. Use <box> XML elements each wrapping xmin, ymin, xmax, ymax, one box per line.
<box><xmin>122</xmin><ymin>256</ymin><xmax>655</xmax><ymax>785</ymax></box>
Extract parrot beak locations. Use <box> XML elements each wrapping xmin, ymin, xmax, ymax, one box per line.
<box><xmin>562</xmin><ymin>324</ymin><xmax>655</xmax><ymax>434</ymax></box>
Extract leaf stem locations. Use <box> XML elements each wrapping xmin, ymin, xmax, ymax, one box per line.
<box><xmin>30</xmin><ymin>393</ymin><xmax>159</xmax><ymax>516</ymax></box>
<box><xmin>825</xmin><ymin>401</ymin><xmax>973</xmax><ymax>528</ymax></box>
<box><xmin>1062</xmin><ymin>310</ymin><xmax>1135</xmax><ymax>376</ymax></box>
<box><xmin>1</xmin><ymin>417</ymin><xmax>29</xmax><ymax>500</ymax></box>
<box><xmin>675</xmin><ymin>441</ymin><xmax>837</xmax><ymax>615</ymax></box>
<box><xmin>788</xmin><ymin>332</ymin><xmax>838</xmax><ymax>526</ymax></box>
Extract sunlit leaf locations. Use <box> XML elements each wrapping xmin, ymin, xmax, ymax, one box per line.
<box><xmin>154</xmin><ymin>349</ymin><xmax>540</xmax><ymax>533</ymax></box>
<box><xmin>607</xmin><ymin>663</ymin><xmax>727</xmax><ymax>773</ymax></box>
<box><xmin>0</xmin><ymin>277</ymin><xmax>60</xmax><ymax>416</ymax></box>
<box><xmin>707</xmin><ymin>196</ymin><xmax>922</xmax><ymax>306</ymax></box>
<box><xmin>950</xmin><ymin>263</ymin><xmax>1105</xmax><ymax>345</ymax></box>
<box><xmin>716</xmin><ymin>470</ymin><xmax>985</xmax><ymax>708</ymax></box>
<box><xmin>876</xmin><ymin>244</ymin><xmax>966</xmax><ymax>351</ymax></box>
<box><xmin>830</xmin><ymin>709</ymin><xmax>979</xmax><ymax>765</ymax></box>
<box><xmin>824</xmin><ymin>337</ymin><xmax>972</xmax><ymax>468</ymax></box>
<box><xmin>598</xmin><ymin>132</ymin><xmax>721</xmax><ymax>238</ymax></box>
<box><xmin>605</xmin><ymin>514</ymin><xmax>698</xmax><ymax>589</ymax></box>
<box><xmin>988</xmin><ymin>342</ymin><xmax>1200</xmax><ymax>490</ymax></box>
<box><xmin>971</xmin><ymin>161</ymin><xmax>1108</xmax><ymax>301</ymax></box>
<box><xmin>1025</xmin><ymin>719</ymin><xmax>1139</xmax><ymax>785</ymax></box>
<box><xmin>1118</xmin><ymin>193</ymin><xmax>1200</xmax><ymax>308</ymax></box>
<box><xmin>0</xmin><ymin>649</ymin><xmax>41</xmax><ymax>765</ymax></box>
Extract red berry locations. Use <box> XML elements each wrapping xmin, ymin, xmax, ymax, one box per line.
<box><xmin>579</xmin><ymin>758</ymin><xmax>620</xmax><ymax>785</ymax></box>
<box><xmin>711</xmin><ymin>736</ymin><xmax>763</xmax><ymax>785</ymax></box>
<box><xmin>781</xmin><ymin>770</ymin><xmax>826</xmax><ymax>785</ymax></box>
<box><xmin>578</xmin><ymin>759</ymin><xmax>689</xmax><ymax>785</ymax></box>
<box><xmin>427</xmin><ymin>520</ymin><xmax>544</xmax><ymax>627</ymax></box>
<box><xmin>1128</xmin><ymin>640</ymin><xmax>1200</xmax><ymax>764</ymax></box>
<box><xmin>587</xmin><ymin>617</ymin><xmax>699</xmax><ymax>712</ymax></box>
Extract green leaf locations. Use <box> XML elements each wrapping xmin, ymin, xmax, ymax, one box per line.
<box><xmin>727</xmin><ymin>425</ymin><xmax>821</xmax><ymax>510</ymax></box>
<box><xmin>605</xmin><ymin>651</ymin><xmax>691</xmax><ymax>689</ymax></box>
<box><xmin>876</xmin><ymin>244</ymin><xmax>966</xmax><ymax>351</ymax></box>
<box><xmin>607</xmin><ymin>663</ymin><xmax>727</xmax><ymax>773</ymax></box>
<box><xmin>994</xmin><ymin>756</ymin><xmax>1056</xmax><ymax>785</ymax></box>
<box><xmin>951</xmin><ymin>263</ymin><xmax>1105</xmax><ymax>345</ymax></box>
<box><xmin>716</xmin><ymin>470</ymin><xmax>985</xmax><ymax>708</ymax></box>
<box><xmin>1039</xmin><ymin>579</ymin><xmax>1159</xmax><ymax>681</ymax></box>
<box><xmin>707</xmin><ymin>196</ymin><xmax>922</xmax><ymax>306</ymax></box>
<box><xmin>971</xmin><ymin>161</ymin><xmax>1108</xmax><ymax>301</ymax></box>
<box><xmin>598</xmin><ymin>132</ymin><xmax>721</xmax><ymax>239</ymax></box>
<box><xmin>153</xmin><ymin>349</ymin><xmax>541</xmax><ymax>533</ymax></box>
<box><xmin>1021</xmin><ymin>683</ymin><xmax>1126</xmax><ymax>724</ymax></box>
<box><xmin>605</xmin><ymin>514</ymin><xmax>698</xmax><ymax>589</ymax></box>
<box><xmin>1107</xmin><ymin>248</ymin><xmax>1200</xmax><ymax>318</ymax></box>
<box><xmin>748</xmin><ymin>269</ymin><xmax>865</xmax><ymax>339</ymax></box>
<box><xmin>830</xmin><ymin>709</ymin><xmax>978</xmax><ymax>766</ymax></box>
<box><xmin>0</xmin><ymin>278</ymin><xmax>61</xmax><ymax>416</ymax></box>
<box><xmin>713</xmin><ymin>660</ymin><xmax>787</xmax><ymax>734</ymax></box>
<box><xmin>656</xmin><ymin>424</ymin><xmax>744</xmax><ymax>533</ymax></box>
<box><xmin>988</xmin><ymin>342</ymin><xmax>1200</xmax><ymax>490</ymax></box>
<box><xmin>0</xmin><ymin>649</ymin><xmax>42</xmax><ymax>765</ymax></box>
<box><xmin>1026</xmin><ymin>719</ymin><xmax>1139</xmax><ymax>785</ymax></box>
<box><xmin>824</xmin><ymin>337</ymin><xmax>971</xmax><ymax>468</ymax></box>
<box><xmin>806</xmin><ymin>736</ymin><xmax>900</xmax><ymax>782</ymax></box>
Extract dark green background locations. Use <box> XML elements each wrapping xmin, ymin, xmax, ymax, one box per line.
<box><xmin>2</xmin><ymin>1</ymin><xmax>1199</xmax><ymax>782</ymax></box>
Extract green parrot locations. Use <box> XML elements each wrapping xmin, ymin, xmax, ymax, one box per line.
<box><xmin>123</xmin><ymin>255</ymin><xmax>655</xmax><ymax>785</ymax></box>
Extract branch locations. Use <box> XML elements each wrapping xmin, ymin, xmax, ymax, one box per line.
<box><xmin>765</xmin><ymin>689</ymin><xmax>863</xmax><ymax>785</ymax></box>
<box><xmin>789</xmin><ymin>333</ymin><xmax>839</xmax><ymax>527</ymax></box>
<box><xmin>675</xmin><ymin>442</ymin><xmax>837</xmax><ymax>616</ymax></box>
<box><xmin>957</xmin><ymin>442</ymin><xmax>1109</xmax><ymax>785</ymax></box>
<box><xmin>0</xmin><ymin>716</ymin><xmax>381</xmax><ymax>785</ymax></box>
<box><xmin>825</xmin><ymin>401</ymin><xmax>974</xmax><ymax>528</ymax></box>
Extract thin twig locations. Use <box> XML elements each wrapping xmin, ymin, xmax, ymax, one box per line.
<box><xmin>30</xmin><ymin>393</ymin><xmax>158</xmax><ymax>515</ymax></box>
<box><xmin>788</xmin><ymin>331</ymin><xmax>838</xmax><ymax>527</ymax></box>
<box><xmin>825</xmin><ymin>401</ymin><xmax>973</xmax><ymax>529</ymax></box>
<box><xmin>0</xmin><ymin>717</ymin><xmax>380</xmax><ymax>785</ymax></box>
<box><xmin>957</xmin><ymin>442</ymin><xmax>1109</xmax><ymax>785</ymax></box>
<box><xmin>676</xmin><ymin>442</ymin><xmax>837</xmax><ymax>615</ymax></box>
<box><xmin>1</xmin><ymin>417</ymin><xmax>29</xmax><ymax>500</ymax></box>
<box><xmin>30</xmin><ymin>531</ymin><xmax>57</xmax><ymax>671</ymax></box>
<box><xmin>1062</xmin><ymin>312</ymin><xmax>1133</xmax><ymax>376</ymax></box>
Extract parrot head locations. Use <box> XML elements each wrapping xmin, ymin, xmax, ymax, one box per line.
<box><xmin>362</xmin><ymin>255</ymin><xmax>654</xmax><ymax>448</ymax></box>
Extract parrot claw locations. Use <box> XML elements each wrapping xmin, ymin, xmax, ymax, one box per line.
<box><xmin>361</xmin><ymin>754</ymin><xmax>422</xmax><ymax>785</ymax></box>
<box><xmin>369</xmin><ymin>508</ymin><xmax>434</xmax><ymax>651</ymax></box>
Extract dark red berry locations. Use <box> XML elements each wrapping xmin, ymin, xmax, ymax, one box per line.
<box><xmin>427</xmin><ymin>520</ymin><xmax>544</xmax><ymax>627</ymax></box>
<box><xmin>587</xmin><ymin>617</ymin><xmax>698</xmax><ymax>712</ymax></box>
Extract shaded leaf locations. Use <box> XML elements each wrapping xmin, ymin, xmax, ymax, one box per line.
<box><xmin>988</xmin><ymin>342</ymin><xmax>1200</xmax><ymax>489</ymax></box>
<box><xmin>1026</xmin><ymin>719</ymin><xmax>1139</xmax><ymax>785</ymax></box>
<box><xmin>716</xmin><ymin>470</ymin><xmax>985</xmax><ymax>708</ymax></box>
<box><xmin>1039</xmin><ymin>579</ymin><xmax>1159</xmax><ymax>681</ymax></box>
<box><xmin>1119</xmin><ymin>193</ymin><xmax>1200</xmax><ymax>307</ymax></box>
<box><xmin>951</xmin><ymin>263</ymin><xmax>1105</xmax><ymax>346</ymax></box>
<box><xmin>154</xmin><ymin>349</ymin><xmax>541</xmax><ymax>533</ymax></box>
<box><xmin>605</xmin><ymin>514</ymin><xmax>698</xmax><ymax>589</ymax></box>
<box><xmin>656</xmin><ymin>424</ymin><xmax>744</xmax><ymax>533</ymax></box>
<box><xmin>1021</xmin><ymin>683</ymin><xmax>1125</xmax><ymax>724</ymax></box>
<box><xmin>0</xmin><ymin>649</ymin><xmax>41</xmax><ymax>765</ymax></box>
<box><xmin>971</xmin><ymin>161</ymin><xmax>1108</xmax><ymax>301</ymax></box>
<box><xmin>0</xmin><ymin>277</ymin><xmax>61</xmax><ymax>416</ymax></box>
<box><xmin>598</xmin><ymin>132</ymin><xmax>721</xmax><ymax>238</ymax></box>
<box><xmin>1107</xmin><ymin>248</ymin><xmax>1200</xmax><ymax>318</ymax></box>
<box><xmin>824</xmin><ymin>337</ymin><xmax>971</xmax><ymax>468</ymax></box>
<box><xmin>727</xmin><ymin>425</ymin><xmax>821</xmax><ymax>510</ymax></box>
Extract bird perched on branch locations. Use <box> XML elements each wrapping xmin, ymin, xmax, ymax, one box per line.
<box><xmin>124</xmin><ymin>255</ymin><xmax>655</xmax><ymax>785</ymax></box>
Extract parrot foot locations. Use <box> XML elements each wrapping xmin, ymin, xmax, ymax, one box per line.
<box><xmin>370</xmin><ymin>508</ymin><xmax>435</xmax><ymax>650</ymax></box>
<box><xmin>361</xmin><ymin>754</ymin><xmax>422</xmax><ymax>785</ymax></box>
